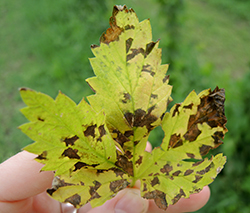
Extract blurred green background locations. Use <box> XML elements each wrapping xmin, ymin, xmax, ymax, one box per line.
<box><xmin>1</xmin><ymin>0</ymin><xmax>250</xmax><ymax>212</ymax></box>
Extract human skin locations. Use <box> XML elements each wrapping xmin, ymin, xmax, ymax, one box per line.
<box><xmin>0</xmin><ymin>143</ymin><xmax>210</xmax><ymax>213</ymax></box>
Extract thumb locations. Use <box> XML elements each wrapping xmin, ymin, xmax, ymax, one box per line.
<box><xmin>114</xmin><ymin>188</ymin><xmax>149</xmax><ymax>213</ymax></box>
<box><xmin>85</xmin><ymin>188</ymin><xmax>149</xmax><ymax>213</ymax></box>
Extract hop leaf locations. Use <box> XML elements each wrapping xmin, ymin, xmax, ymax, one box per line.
<box><xmin>19</xmin><ymin>5</ymin><xmax>227</xmax><ymax>210</ymax></box>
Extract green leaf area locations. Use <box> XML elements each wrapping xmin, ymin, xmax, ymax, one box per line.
<box><xmin>19</xmin><ymin>5</ymin><xmax>227</xmax><ymax>211</ymax></box>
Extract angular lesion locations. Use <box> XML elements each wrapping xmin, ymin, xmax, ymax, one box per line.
<box><xmin>65</xmin><ymin>194</ymin><xmax>81</xmax><ymax>208</ymax></box>
<box><xmin>62</xmin><ymin>148</ymin><xmax>80</xmax><ymax>159</ymax></box>
<box><xmin>143</xmin><ymin>190</ymin><xmax>168</xmax><ymax>210</ymax></box>
<box><xmin>36</xmin><ymin>151</ymin><xmax>47</xmax><ymax>160</ymax></box>
<box><xmin>63</xmin><ymin>135</ymin><xmax>79</xmax><ymax>146</ymax></box>
<box><xmin>109</xmin><ymin>179</ymin><xmax>129</xmax><ymax>193</ymax></box>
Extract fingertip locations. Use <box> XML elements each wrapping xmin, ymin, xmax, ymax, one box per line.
<box><xmin>114</xmin><ymin>188</ymin><xmax>149</xmax><ymax>213</ymax></box>
<box><xmin>0</xmin><ymin>151</ymin><xmax>54</xmax><ymax>201</ymax></box>
<box><xmin>146</xmin><ymin>142</ymin><xmax>152</xmax><ymax>152</ymax></box>
<box><xmin>166</xmin><ymin>186</ymin><xmax>210</xmax><ymax>213</ymax></box>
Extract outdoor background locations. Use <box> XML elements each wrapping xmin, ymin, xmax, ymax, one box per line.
<box><xmin>1</xmin><ymin>0</ymin><xmax>250</xmax><ymax>212</ymax></box>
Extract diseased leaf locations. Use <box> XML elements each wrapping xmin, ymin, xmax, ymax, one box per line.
<box><xmin>19</xmin><ymin>5</ymin><xmax>228</xmax><ymax>210</ymax></box>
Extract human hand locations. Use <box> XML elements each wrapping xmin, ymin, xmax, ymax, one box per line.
<box><xmin>0</xmin><ymin>144</ymin><xmax>210</xmax><ymax>213</ymax></box>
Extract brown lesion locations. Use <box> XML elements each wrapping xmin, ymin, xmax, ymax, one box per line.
<box><xmin>150</xmin><ymin>177</ymin><xmax>160</xmax><ymax>187</ymax></box>
<box><xmin>89</xmin><ymin>181</ymin><xmax>101</xmax><ymax>201</ymax></box>
<box><xmin>160</xmin><ymin>163</ymin><xmax>173</xmax><ymax>175</ymax></box>
<box><xmin>192</xmin><ymin>175</ymin><xmax>202</xmax><ymax>183</ymax></box>
<box><xmin>115</xmin><ymin>155</ymin><xmax>134</xmax><ymax>176</ymax></box>
<box><xmin>63</xmin><ymin>135</ymin><xmax>79</xmax><ymax>146</ymax></box>
<box><xmin>172</xmin><ymin>104</ymin><xmax>181</xmax><ymax>117</ymax></box>
<box><xmin>127</xmin><ymin>48</ymin><xmax>145</xmax><ymax>61</ymax></box>
<box><xmin>172</xmin><ymin>170</ymin><xmax>182</xmax><ymax>176</ymax></box>
<box><xmin>182</xmin><ymin>87</ymin><xmax>227</xmax><ymax>154</ymax></box>
<box><xmin>121</xmin><ymin>93</ymin><xmax>131</xmax><ymax>103</ymax></box>
<box><xmin>97</xmin><ymin>125</ymin><xmax>106</xmax><ymax>142</ymax></box>
<box><xmin>73</xmin><ymin>162</ymin><xmax>99</xmax><ymax>171</ymax></box>
<box><xmin>37</xmin><ymin>116</ymin><xmax>45</xmax><ymax>121</ymax></box>
<box><xmin>196</xmin><ymin>162</ymin><xmax>214</xmax><ymax>175</ymax></box>
<box><xmin>62</xmin><ymin>148</ymin><xmax>80</xmax><ymax>159</ymax></box>
<box><xmin>84</xmin><ymin>125</ymin><xmax>97</xmax><ymax>138</ymax></box>
<box><xmin>109</xmin><ymin>179</ymin><xmax>129</xmax><ymax>193</ymax></box>
<box><xmin>171</xmin><ymin>189</ymin><xmax>186</xmax><ymax>205</ymax></box>
<box><xmin>64</xmin><ymin>194</ymin><xmax>81</xmax><ymax>207</ymax></box>
<box><xmin>143</xmin><ymin>190</ymin><xmax>168</xmax><ymax>210</ymax></box>
<box><xmin>47</xmin><ymin>176</ymin><xmax>74</xmax><ymax>196</ymax></box>
<box><xmin>135</xmin><ymin>155</ymin><xmax>143</xmax><ymax>165</ymax></box>
<box><xmin>98</xmin><ymin>5</ymin><xmax>137</xmax><ymax>45</ymax></box>
<box><xmin>184</xmin><ymin>169</ymin><xmax>194</xmax><ymax>176</ymax></box>
<box><xmin>141</xmin><ymin>64</ymin><xmax>155</xmax><ymax>77</ymax></box>
<box><xmin>36</xmin><ymin>151</ymin><xmax>47</xmax><ymax>160</ymax></box>
<box><xmin>145</xmin><ymin>41</ymin><xmax>158</xmax><ymax>57</ymax></box>
<box><xmin>169</xmin><ymin>133</ymin><xmax>183</xmax><ymax>148</ymax></box>
<box><xmin>126</xmin><ymin>38</ymin><xmax>133</xmax><ymax>53</ymax></box>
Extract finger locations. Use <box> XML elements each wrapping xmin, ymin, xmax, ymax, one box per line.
<box><xmin>84</xmin><ymin>188</ymin><xmax>149</xmax><ymax>213</ymax></box>
<box><xmin>0</xmin><ymin>151</ymin><xmax>54</xmax><ymax>202</ymax></box>
<box><xmin>146</xmin><ymin>141</ymin><xmax>152</xmax><ymax>152</ymax></box>
<box><xmin>167</xmin><ymin>186</ymin><xmax>210</xmax><ymax>213</ymax></box>
<box><xmin>147</xmin><ymin>186</ymin><xmax>210</xmax><ymax>213</ymax></box>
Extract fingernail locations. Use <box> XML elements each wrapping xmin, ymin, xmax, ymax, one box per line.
<box><xmin>114</xmin><ymin>189</ymin><xmax>148</xmax><ymax>213</ymax></box>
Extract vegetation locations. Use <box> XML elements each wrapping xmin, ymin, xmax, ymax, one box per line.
<box><xmin>1</xmin><ymin>0</ymin><xmax>250</xmax><ymax>212</ymax></box>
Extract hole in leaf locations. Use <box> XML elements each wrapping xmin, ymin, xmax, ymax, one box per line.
<box><xmin>148</xmin><ymin>126</ymin><xmax>164</xmax><ymax>148</ymax></box>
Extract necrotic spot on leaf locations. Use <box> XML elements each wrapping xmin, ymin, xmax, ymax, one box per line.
<box><xmin>62</xmin><ymin>148</ymin><xmax>80</xmax><ymax>159</ymax></box>
<box><xmin>151</xmin><ymin>94</ymin><xmax>158</xmax><ymax>99</ymax></box>
<box><xmin>126</xmin><ymin>38</ymin><xmax>133</xmax><ymax>53</ymax></box>
<box><xmin>124</xmin><ymin>25</ymin><xmax>135</xmax><ymax>30</ymax></box>
<box><xmin>186</xmin><ymin>153</ymin><xmax>195</xmax><ymax>158</ymax></box>
<box><xmin>145</xmin><ymin>41</ymin><xmax>157</xmax><ymax>57</ymax></box>
<box><xmin>172</xmin><ymin>189</ymin><xmax>185</xmax><ymax>204</ymax></box>
<box><xmin>63</xmin><ymin>135</ymin><xmax>79</xmax><ymax>146</ymax></box>
<box><xmin>64</xmin><ymin>194</ymin><xmax>81</xmax><ymax>207</ymax></box>
<box><xmin>109</xmin><ymin>179</ymin><xmax>129</xmax><ymax>193</ymax></box>
<box><xmin>111</xmin><ymin>167</ymin><xmax>126</xmax><ymax>178</ymax></box>
<box><xmin>151</xmin><ymin>177</ymin><xmax>160</xmax><ymax>187</ymax></box>
<box><xmin>115</xmin><ymin>155</ymin><xmax>133</xmax><ymax>176</ymax></box>
<box><xmin>172</xmin><ymin>104</ymin><xmax>181</xmax><ymax>117</ymax></box>
<box><xmin>192</xmin><ymin>159</ymin><xmax>204</xmax><ymax>167</ymax></box>
<box><xmin>143</xmin><ymin>190</ymin><xmax>168</xmax><ymax>210</ymax></box>
<box><xmin>141</xmin><ymin>64</ymin><xmax>155</xmax><ymax>77</ymax></box>
<box><xmin>199</xmin><ymin>144</ymin><xmax>213</xmax><ymax>156</ymax></box>
<box><xmin>169</xmin><ymin>134</ymin><xmax>182</xmax><ymax>148</ymax></box>
<box><xmin>162</xmin><ymin>75</ymin><xmax>169</xmax><ymax>83</ymax></box>
<box><xmin>36</xmin><ymin>151</ymin><xmax>47</xmax><ymax>160</ymax></box>
<box><xmin>184</xmin><ymin>169</ymin><xmax>194</xmax><ymax>176</ymax></box>
<box><xmin>192</xmin><ymin>175</ymin><xmax>202</xmax><ymax>183</ymax></box>
<box><xmin>126</xmin><ymin>48</ymin><xmax>145</xmax><ymax>61</ymax></box>
<box><xmin>89</xmin><ymin>181</ymin><xmax>101</xmax><ymax>201</ymax></box>
<box><xmin>98</xmin><ymin>125</ymin><xmax>106</xmax><ymax>137</ymax></box>
<box><xmin>184</xmin><ymin>125</ymin><xmax>201</xmax><ymax>142</ymax></box>
<box><xmin>73</xmin><ymin>162</ymin><xmax>99</xmax><ymax>171</ymax></box>
<box><xmin>160</xmin><ymin>163</ymin><xmax>173</xmax><ymax>175</ymax></box>
<box><xmin>125</xmin><ymin>150</ymin><xmax>133</xmax><ymax>159</ymax></box>
<box><xmin>183</xmin><ymin>103</ymin><xmax>193</xmax><ymax>109</ymax></box>
<box><xmin>143</xmin><ymin>183</ymin><xmax>147</xmax><ymax>192</ymax></box>
<box><xmin>135</xmin><ymin>155</ymin><xmax>143</xmax><ymax>165</ymax></box>
<box><xmin>37</xmin><ymin>116</ymin><xmax>45</xmax><ymax>122</ymax></box>
<box><xmin>122</xmin><ymin>93</ymin><xmax>131</xmax><ymax>103</ymax></box>
<box><xmin>112</xmin><ymin>129</ymin><xmax>130</xmax><ymax>147</ymax></box>
<box><xmin>84</xmin><ymin>125</ymin><xmax>97</xmax><ymax>138</ymax></box>
<box><xmin>172</xmin><ymin>170</ymin><xmax>182</xmax><ymax>176</ymax></box>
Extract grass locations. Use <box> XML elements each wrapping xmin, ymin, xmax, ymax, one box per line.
<box><xmin>182</xmin><ymin>0</ymin><xmax>250</xmax><ymax>78</ymax></box>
